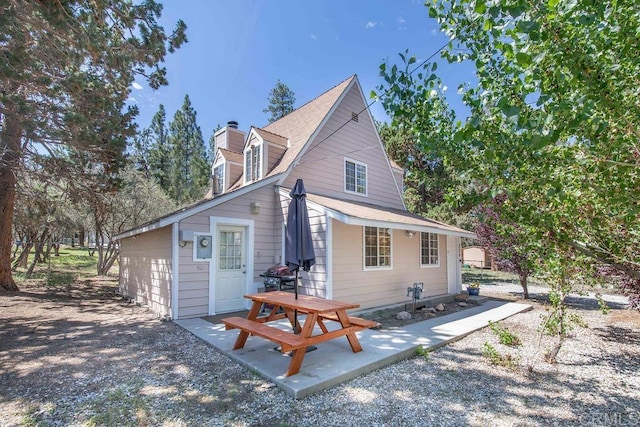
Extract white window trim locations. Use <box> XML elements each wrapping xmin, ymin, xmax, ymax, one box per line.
<box><xmin>420</xmin><ymin>232</ymin><xmax>440</xmax><ymax>268</ymax></box>
<box><xmin>244</xmin><ymin>148</ymin><xmax>251</xmax><ymax>183</ymax></box>
<box><xmin>213</xmin><ymin>162</ymin><xmax>225</xmax><ymax>193</ymax></box>
<box><xmin>363</xmin><ymin>226</ymin><xmax>393</xmax><ymax>271</ymax></box>
<box><xmin>344</xmin><ymin>157</ymin><xmax>368</xmax><ymax>196</ymax></box>
<box><xmin>244</xmin><ymin>142</ymin><xmax>264</xmax><ymax>184</ymax></box>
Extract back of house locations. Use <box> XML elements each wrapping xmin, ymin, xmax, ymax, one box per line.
<box><xmin>116</xmin><ymin>75</ymin><xmax>474</xmax><ymax>320</ymax></box>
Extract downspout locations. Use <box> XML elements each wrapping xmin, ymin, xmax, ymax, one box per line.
<box><xmin>171</xmin><ymin>222</ymin><xmax>180</xmax><ymax>320</ymax></box>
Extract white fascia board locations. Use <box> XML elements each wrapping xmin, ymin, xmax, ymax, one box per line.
<box><xmin>157</xmin><ymin>175</ymin><xmax>281</xmax><ymax>227</ymax></box>
<box><xmin>114</xmin><ymin>222</ymin><xmax>168</xmax><ymax>240</ymax></box>
<box><xmin>344</xmin><ymin>216</ymin><xmax>476</xmax><ymax>238</ymax></box>
<box><xmin>116</xmin><ymin>175</ymin><xmax>282</xmax><ymax>240</ymax></box>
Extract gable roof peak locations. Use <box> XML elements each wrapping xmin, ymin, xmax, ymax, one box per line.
<box><xmin>249</xmin><ymin>126</ymin><xmax>289</xmax><ymax>147</ymax></box>
<box><xmin>266</xmin><ymin>75</ymin><xmax>357</xmax><ymax>128</ymax></box>
<box><xmin>262</xmin><ymin>75</ymin><xmax>358</xmax><ymax>178</ymax></box>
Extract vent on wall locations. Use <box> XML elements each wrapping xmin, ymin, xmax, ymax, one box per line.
<box><xmin>351</xmin><ymin>112</ymin><xmax>359</xmax><ymax>122</ymax></box>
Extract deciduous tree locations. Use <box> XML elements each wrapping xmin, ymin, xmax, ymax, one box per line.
<box><xmin>379</xmin><ymin>0</ymin><xmax>640</xmax><ymax>309</ymax></box>
<box><xmin>375</xmin><ymin>64</ymin><xmax>459</xmax><ymax>219</ymax></box>
<box><xmin>475</xmin><ymin>195</ymin><xmax>536</xmax><ymax>299</ymax></box>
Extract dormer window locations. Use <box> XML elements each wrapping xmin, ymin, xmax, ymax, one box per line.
<box><xmin>213</xmin><ymin>164</ymin><xmax>225</xmax><ymax>194</ymax></box>
<box><xmin>244</xmin><ymin>144</ymin><xmax>262</xmax><ymax>183</ymax></box>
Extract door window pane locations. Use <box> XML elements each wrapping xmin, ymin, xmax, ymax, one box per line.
<box><xmin>219</xmin><ymin>231</ymin><xmax>242</xmax><ymax>270</ymax></box>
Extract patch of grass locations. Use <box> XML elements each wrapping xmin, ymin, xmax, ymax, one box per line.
<box><xmin>50</xmin><ymin>248</ymin><xmax>98</xmax><ymax>273</ymax></box>
<box><xmin>489</xmin><ymin>321</ymin><xmax>522</xmax><ymax>347</ymax></box>
<box><xmin>462</xmin><ymin>269</ymin><xmax>546</xmax><ymax>288</ymax></box>
<box><xmin>45</xmin><ymin>271</ymin><xmax>76</xmax><ymax>287</ymax></box>
<box><xmin>85</xmin><ymin>380</ymin><xmax>149</xmax><ymax>427</ymax></box>
<box><xmin>482</xmin><ymin>342</ymin><xmax>519</xmax><ymax>369</ymax></box>
<box><xmin>19</xmin><ymin>402</ymin><xmax>56</xmax><ymax>427</ymax></box>
<box><xmin>20</xmin><ymin>405</ymin><xmax>44</xmax><ymax>427</ymax></box>
<box><xmin>416</xmin><ymin>345</ymin><xmax>431</xmax><ymax>360</ymax></box>
<box><xmin>14</xmin><ymin>247</ymin><xmax>101</xmax><ymax>287</ymax></box>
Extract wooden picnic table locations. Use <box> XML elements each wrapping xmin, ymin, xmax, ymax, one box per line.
<box><xmin>222</xmin><ymin>291</ymin><xmax>380</xmax><ymax>376</ymax></box>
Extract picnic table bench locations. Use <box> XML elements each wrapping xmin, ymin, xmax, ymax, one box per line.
<box><xmin>222</xmin><ymin>316</ymin><xmax>306</xmax><ymax>352</ymax></box>
<box><xmin>222</xmin><ymin>291</ymin><xmax>379</xmax><ymax>376</ymax></box>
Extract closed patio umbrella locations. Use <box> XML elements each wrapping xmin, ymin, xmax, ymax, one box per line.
<box><xmin>285</xmin><ymin>179</ymin><xmax>316</xmax><ymax>331</ymax></box>
<box><xmin>285</xmin><ymin>179</ymin><xmax>316</xmax><ymax>296</ymax></box>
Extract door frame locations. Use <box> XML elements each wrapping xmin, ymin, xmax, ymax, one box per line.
<box><xmin>208</xmin><ymin>216</ymin><xmax>255</xmax><ymax>315</ymax></box>
<box><xmin>447</xmin><ymin>235</ymin><xmax>462</xmax><ymax>294</ymax></box>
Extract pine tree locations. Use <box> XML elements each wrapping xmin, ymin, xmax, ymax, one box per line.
<box><xmin>167</xmin><ymin>95</ymin><xmax>209</xmax><ymax>205</ymax></box>
<box><xmin>263</xmin><ymin>80</ymin><xmax>296</xmax><ymax>123</ymax></box>
<box><xmin>207</xmin><ymin>124</ymin><xmax>222</xmax><ymax>165</ymax></box>
<box><xmin>0</xmin><ymin>0</ymin><xmax>186</xmax><ymax>291</ymax></box>
<box><xmin>131</xmin><ymin>128</ymin><xmax>153</xmax><ymax>178</ymax></box>
<box><xmin>148</xmin><ymin>105</ymin><xmax>172</xmax><ymax>192</ymax></box>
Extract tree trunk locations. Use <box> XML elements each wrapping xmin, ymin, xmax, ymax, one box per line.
<box><xmin>12</xmin><ymin>243</ymin><xmax>33</xmax><ymax>270</ymax></box>
<box><xmin>12</xmin><ymin>240</ymin><xmax>22</xmax><ymax>258</ymax></box>
<box><xmin>98</xmin><ymin>247</ymin><xmax>119</xmax><ymax>275</ymax></box>
<box><xmin>26</xmin><ymin>228</ymin><xmax>49</xmax><ymax>278</ymax></box>
<box><xmin>0</xmin><ymin>111</ymin><xmax>22</xmax><ymax>291</ymax></box>
<box><xmin>519</xmin><ymin>274</ymin><xmax>530</xmax><ymax>299</ymax></box>
<box><xmin>78</xmin><ymin>229</ymin><xmax>85</xmax><ymax>247</ymax></box>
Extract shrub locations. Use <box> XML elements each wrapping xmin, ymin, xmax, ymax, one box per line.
<box><xmin>482</xmin><ymin>342</ymin><xmax>519</xmax><ymax>369</ymax></box>
<box><xmin>416</xmin><ymin>345</ymin><xmax>431</xmax><ymax>360</ymax></box>
<box><xmin>488</xmin><ymin>320</ymin><xmax>521</xmax><ymax>346</ymax></box>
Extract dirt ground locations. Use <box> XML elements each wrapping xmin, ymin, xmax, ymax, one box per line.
<box><xmin>2</xmin><ymin>280</ymin><xmax>639</xmax><ymax>426</ymax></box>
<box><xmin>358</xmin><ymin>298</ymin><xmax>474</xmax><ymax>328</ymax></box>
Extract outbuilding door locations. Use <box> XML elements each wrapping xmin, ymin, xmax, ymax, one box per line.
<box><xmin>214</xmin><ymin>226</ymin><xmax>247</xmax><ymax>312</ymax></box>
<box><xmin>447</xmin><ymin>235</ymin><xmax>462</xmax><ymax>294</ymax></box>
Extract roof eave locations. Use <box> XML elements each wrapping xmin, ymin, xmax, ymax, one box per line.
<box><xmin>115</xmin><ymin>174</ymin><xmax>284</xmax><ymax>240</ymax></box>
<box><xmin>279</xmin><ymin>188</ymin><xmax>475</xmax><ymax>238</ymax></box>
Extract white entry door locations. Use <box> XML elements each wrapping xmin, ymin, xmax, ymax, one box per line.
<box><xmin>215</xmin><ymin>226</ymin><xmax>247</xmax><ymax>313</ymax></box>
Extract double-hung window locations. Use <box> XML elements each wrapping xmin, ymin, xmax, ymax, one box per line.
<box><xmin>421</xmin><ymin>232</ymin><xmax>439</xmax><ymax>266</ymax></box>
<box><xmin>345</xmin><ymin>158</ymin><xmax>367</xmax><ymax>195</ymax></box>
<box><xmin>244</xmin><ymin>144</ymin><xmax>261</xmax><ymax>183</ymax></box>
<box><xmin>364</xmin><ymin>226</ymin><xmax>392</xmax><ymax>269</ymax></box>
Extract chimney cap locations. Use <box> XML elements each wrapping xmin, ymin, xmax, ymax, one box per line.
<box><xmin>227</xmin><ymin>120</ymin><xmax>238</xmax><ymax>129</ymax></box>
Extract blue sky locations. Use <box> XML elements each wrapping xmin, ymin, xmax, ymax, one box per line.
<box><xmin>130</xmin><ymin>0</ymin><xmax>476</xmax><ymax>140</ymax></box>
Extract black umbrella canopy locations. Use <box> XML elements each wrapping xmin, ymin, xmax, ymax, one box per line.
<box><xmin>285</xmin><ymin>179</ymin><xmax>316</xmax><ymax>301</ymax></box>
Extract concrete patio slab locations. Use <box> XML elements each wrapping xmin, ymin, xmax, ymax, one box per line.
<box><xmin>175</xmin><ymin>299</ymin><xmax>531</xmax><ymax>399</ymax></box>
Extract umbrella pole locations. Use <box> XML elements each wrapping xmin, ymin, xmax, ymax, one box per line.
<box><xmin>293</xmin><ymin>269</ymin><xmax>299</xmax><ymax>332</ymax></box>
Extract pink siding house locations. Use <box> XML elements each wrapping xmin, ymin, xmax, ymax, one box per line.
<box><xmin>116</xmin><ymin>75</ymin><xmax>475</xmax><ymax>320</ymax></box>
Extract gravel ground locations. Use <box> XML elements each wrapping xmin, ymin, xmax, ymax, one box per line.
<box><xmin>1</xmin><ymin>279</ymin><xmax>639</xmax><ymax>426</ymax></box>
